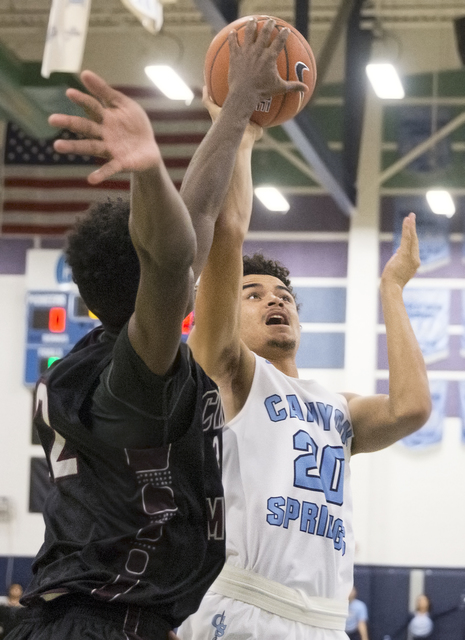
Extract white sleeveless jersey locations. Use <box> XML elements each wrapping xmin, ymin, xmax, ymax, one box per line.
<box><xmin>223</xmin><ymin>353</ymin><xmax>354</xmax><ymax>601</ymax></box>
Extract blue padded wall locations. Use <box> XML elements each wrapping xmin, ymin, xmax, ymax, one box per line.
<box><xmin>0</xmin><ymin>557</ymin><xmax>33</xmax><ymax>595</ymax></box>
<box><xmin>424</xmin><ymin>568</ymin><xmax>465</xmax><ymax>640</ymax></box>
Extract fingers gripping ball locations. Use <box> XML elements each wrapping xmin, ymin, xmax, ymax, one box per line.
<box><xmin>204</xmin><ymin>15</ymin><xmax>317</xmax><ymax>128</ymax></box>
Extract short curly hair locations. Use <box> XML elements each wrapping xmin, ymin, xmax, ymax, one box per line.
<box><xmin>65</xmin><ymin>198</ymin><xmax>140</xmax><ymax>331</ymax></box>
<box><xmin>242</xmin><ymin>252</ymin><xmax>296</xmax><ymax>299</ymax></box>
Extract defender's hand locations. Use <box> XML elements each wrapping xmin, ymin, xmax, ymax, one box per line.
<box><xmin>48</xmin><ymin>70</ymin><xmax>161</xmax><ymax>184</ymax></box>
<box><xmin>227</xmin><ymin>18</ymin><xmax>307</xmax><ymax>109</ymax></box>
<box><xmin>381</xmin><ymin>212</ymin><xmax>421</xmax><ymax>289</ymax></box>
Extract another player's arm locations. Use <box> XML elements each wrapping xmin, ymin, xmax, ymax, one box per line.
<box><xmin>188</xmin><ymin>122</ymin><xmax>259</xmax><ymax>421</ymax></box>
<box><xmin>181</xmin><ymin>18</ymin><xmax>306</xmax><ymax>281</ymax></box>
<box><xmin>49</xmin><ymin>70</ymin><xmax>196</xmax><ymax>376</ymax></box>
<box><xmin>127</xmin><ymin>163</ymin><xmax>196</xmax><ymax>376</ymax></box>
<box><xmin>345</xmin><ymin>213</ymin><xmax>431</xmax><ymax>454</ymax></box>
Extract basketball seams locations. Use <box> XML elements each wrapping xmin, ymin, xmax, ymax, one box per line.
<box><xmin>206</xmin><ymin>33</ymin><xmax>230</xmax><ymax>107</ymax></box>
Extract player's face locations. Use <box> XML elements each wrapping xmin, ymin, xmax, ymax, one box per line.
<box><xmin>240</xmin><ymin>274</ymin><xmax>300</xmax><ymax>357</ymax></box>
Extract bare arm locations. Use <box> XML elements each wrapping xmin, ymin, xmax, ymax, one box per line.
<box><xmin>358</xmin><ymin>620</ymin><xmax>369</xmax><ymax>640</ymax></box>
<box><xmin>128</xmin><ymin>163</ymin><xmax>196</xmax><ymax>375</ymax></box>
<box><xmin>347</xmin><ymin>213</ymin><xmax>431</xmax><ymax>454</ymax></box>
<box><xmin>188</xmin><ymin>111</ymin><xmax>260</xmax><ymax>420</ymax></box>
<box><xmin>181</xmin><ymin>18</ymin><xmax>306</xmax><ymax>281</ymax></box>
<box><xmin>49</xmin><ymin>71</ymin><xmax>196</xmax><ymax>375</ymax></box>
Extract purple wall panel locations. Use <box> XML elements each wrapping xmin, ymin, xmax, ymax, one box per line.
<box><xmin>250</xmin><ymin>196</ymin><xmax>349</xmax><ymax>232</ymax></box>
<box><xmin>0</xmin><ymin>239</ymin><xmax>34</xmax><ymax>274</ymax></box>
<box><xmin>242</xmin><ymin>241</ymin><xmax>348</xmax><ymax>277</ymax></box>
<box><xmin>376</xmin><ymin>379</ymin><xmax>389</xmax><ymax>395</ymax></box>
<box><xmin>41</xmin><ymin>238</ymin><xmax>66</xmax><ymax>249</ymax></box>
<box><xmin>450</xmin><ymin>289</ymin><xmax>462</xmax><ymax>324</ymax></box>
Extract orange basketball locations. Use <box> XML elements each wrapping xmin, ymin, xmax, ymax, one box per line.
<box><xmin>204</xmin><ymin>15</ymin><xmax>317</xmax><ymax>128</ymax></box>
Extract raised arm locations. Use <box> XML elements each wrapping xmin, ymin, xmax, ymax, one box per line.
<box><xmin>188</xmin><ymin>106</ymin><xmax>260</xmax><ymax>420</ymax></box>
<box><xmin>49</xmin><ymin>70</ymin><xmax>196</xmax><ymax>376</ymax></box>
<box><xmin>181</xmin><ymin>17</ymin><xmax>306</xmax><ymax>281</ymax></box>
<box><xmin>346</xmin><ymin>213</ymin><xmax>431</xmax><ymax>453</ymax></box>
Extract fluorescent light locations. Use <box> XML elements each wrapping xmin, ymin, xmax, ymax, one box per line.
<box><xmin>366</xmin><ymin>63</ymin><xmax>405</xmax><ymax>99</ymax></box>
<box><xmin>254</xmin><ymin>187</ymin><xmax>290</xmax><ymax>213</ymax></box>
<box><xmin>144</xmin><ymin>65</ymin><xmax>194</xmax><ymax>104</ymax></box>
<box><xmin>426</xmin><ymin>190</ymin><xmax>456</xmax><ymax>217</ymax></box>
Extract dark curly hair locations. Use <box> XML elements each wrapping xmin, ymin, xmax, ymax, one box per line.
<box><xmin>242</xmin><ymin>252</ymin><xmax>298</xmax><ymax>306</ymax></box>
<box><xmin>65</xmin><ymin>198</ymin><xmax>140</xmax><ymax>332</ymax></box>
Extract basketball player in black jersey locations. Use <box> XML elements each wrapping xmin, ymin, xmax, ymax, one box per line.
<box><xmin>6</xmin><ymin>20</ymin><xmax>306</xmax><ymax>640</ymax></box>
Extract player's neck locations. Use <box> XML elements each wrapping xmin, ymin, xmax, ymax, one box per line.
<box><xmin>261</xmin><ymin>351</ymin><xmax>299</xmax><ymax>378</ymax></box>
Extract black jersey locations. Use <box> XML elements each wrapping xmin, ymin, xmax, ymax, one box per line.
<box><xmin>24</xmin><ymin>326</ymin><xmax>225</xmax><ymax>628</ymax></box>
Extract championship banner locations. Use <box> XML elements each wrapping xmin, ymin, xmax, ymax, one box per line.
<box><xmin>393</xmin><ymin>197</ymin><xmax>450</xmax><ymax>273</ymax></box>
<box><xmin>41</xmin><ymin>0</ymin><xmax>92</xmax><ymax>78</ymax></box>
<box><xmin>403</xmin><ymin>288</ymin><xmax>450</xmax><ymax>364</ymax></box>
<box><xmin>401</xmin><ymin>380</ymin><xmax>447</xmax><ymax>449</ymax></box>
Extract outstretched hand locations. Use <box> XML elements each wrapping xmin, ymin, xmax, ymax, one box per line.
<box><xmin>48</xmin><ymin>70</ymin><xmax>161</xmax><ymax>184</ymax></box>
<box><xmin>227</xmin><ymin>18</ymin><xmax>307</xmax><ymax>108</ymax></box>
<box><xmin>381</xmin><ymin>212</ymin><xmax>421</xmax><ymax>288</ymax></box>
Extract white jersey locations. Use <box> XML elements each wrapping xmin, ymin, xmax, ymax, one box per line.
<box><xmin>223</xmin><ymin>353</ymin><xmax>354</xmax><ymax>601</ymax></box>
<box><xmin>178</xmin><ymin>354</ymin><xmax>354</xmax><ymax>639</ymax></box>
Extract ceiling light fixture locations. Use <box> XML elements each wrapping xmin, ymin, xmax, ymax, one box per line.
<box><xmin>254</xmin><ymin>187</ymin><xmax>290</xmax><ymax>213</ymax></box>
<box><xmin>366</xmin><ymin>32</ymin><xmax>405</xmax><ymax>100</ymax></box>
<box><xmin>426</xmin><ymin>190</ymin><xmax>456</xmax><ymax>217</ymax></box>
<box><xmin>144</xmin><ymin>65</ymin><xmax>194</xmax><ymax>104</ymax></box>
<box><xmin>366</xmin><ymin>63</ymin><xmax>405</xmax><ymax>99</ymax></box>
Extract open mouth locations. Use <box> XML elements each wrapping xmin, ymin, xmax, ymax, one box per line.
<box><xmin>266</xmin><ymin>314</ymin><xmax>289</xmax><ymax>326</ymax></box>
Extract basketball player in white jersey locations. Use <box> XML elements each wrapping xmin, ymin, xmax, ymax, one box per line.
<box><xmin>177</xmin><ymin>100</ymin><xmax>431</xmax><ymax>639</ymax></box>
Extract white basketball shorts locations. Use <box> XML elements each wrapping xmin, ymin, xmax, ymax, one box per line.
<box><xmin>177</xmin><ymin>592</ymin><xmax>349</xmax><ymax>640</ymax></box>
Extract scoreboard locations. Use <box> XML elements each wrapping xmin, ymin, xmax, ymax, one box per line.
<box><xmin>24</xmin><ymin>250</ymin><xmax>100</xmax><ymax>386</ymax></box>
<box><xmin>24</xmin><ymin>249</ymin><xmax>194</xmax><ymax>387</ymax></box>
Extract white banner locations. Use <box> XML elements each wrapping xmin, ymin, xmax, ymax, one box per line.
<box><xmin>401</xmin><ymin>380</ymin><xmax>447</xmax><ymax>449</ymax></box>
<box><xmin>120</xmin><ymin>0</ymin><xmax>163</xmax><ymax>33</ymax></box>
<box><xmin>41</xmin><ymin>0</ymin><xmax>92</xmax><ymax>79</ymax></box>
<box><xmin>403</xmin><ymin>288</ymin><xmax>450</xmax><ymax>364</ymax></box>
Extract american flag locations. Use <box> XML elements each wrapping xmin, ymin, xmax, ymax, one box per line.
<box><xmin>2</xmin><ymin>86</ymin><xmax>210</xmax><ymax>236</ymax></box>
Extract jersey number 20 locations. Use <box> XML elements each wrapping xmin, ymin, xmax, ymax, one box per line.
<box><xmin>293</xmin><ymin>429</ymin><xmax>344</xmax><ymax>506</ymax></box>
